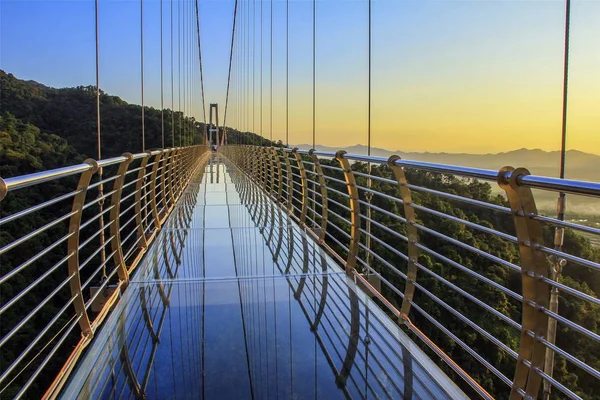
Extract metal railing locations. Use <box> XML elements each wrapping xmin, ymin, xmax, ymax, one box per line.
<box><xmin>60</xmin><ymin>189</ymin><xmax>200</xmax><ymax>399</ymax></box>
<box><xmin>222</xmin><ymin>144</ymin><xmax>600</xmax><ymax>400</ymax></box>
<box><xmin>0</xmin><ymin>145</ymin><xmax>210</xmax><ymax>399</ymax></box>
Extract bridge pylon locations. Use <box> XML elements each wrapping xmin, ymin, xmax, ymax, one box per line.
<box><xmin>208</xmin><ymin>103</ymin><xmax>220</xmax><ymax>147</ymax></box>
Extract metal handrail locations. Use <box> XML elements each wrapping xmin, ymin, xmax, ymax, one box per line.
<box><xmin>0</xmin><ymin>145</ymin><xmax>209</xmax><ymax>399</ymax></box>
<box><xmin>283</xmin><ymin>148</ymin><xmax>600</xmax><ymax>197</ymax></box>
<box><xmin>222</xmin><ymin>144</ymin><xmax>600</xmax><ymax>400</ymax></box>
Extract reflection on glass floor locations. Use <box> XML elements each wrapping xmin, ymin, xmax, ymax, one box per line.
<box><xmin>62</xmin><ymin>155</ymin><xmax>467</xmax><ymax>400</ymax></box>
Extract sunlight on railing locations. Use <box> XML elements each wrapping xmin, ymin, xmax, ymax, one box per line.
<box><xmin>223</xmin><ymin>144</ymin><xmax>600</xmax><ymax>400</ymax></box>
<box><xmin>0</xmin><ymin>146</ymin><xmax>209</xmax><ymax>399</ymax></box>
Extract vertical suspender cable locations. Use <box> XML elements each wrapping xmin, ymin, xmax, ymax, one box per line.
<box><xmin>182</xmin><ymin>1</ymin><xmax>186</xmax><ymax>147</ymax></box>
<box><xmin>189</xmin><ymin>0</ymin><xmax>193</xmax><ymax>146</ymax></box>
<box><xmin>223</xmin><ymin>1</ymin><xmax>239</xmax><ymax>140</ymax></box>
<box><xmin>253</xmin><ymin>0</ymin><xmax>256</xmax><ymax>140</ymax></box>
<box><xmin>178</xmin><ymin>0</ymin><xmax>182</xmax><ymax>147</ymax></box>
<box><xmin>185</xmin><ymin>0</ymin><xmax>188</xmax><ymax>146</ymax></box>
<box><xmin>95</xmin><ymin>0</ymin><xmax>101</xmax><ymax>162</ymax></box>
<box><xmin>365</xmin><ymin>4</ymin><xmax>373</xmax><ymax>390</ymax></box>
<box><xmin>556</xmin><ymin>0</ymin><xmax>571</xmax><ymax>225</ymax></box>
<box><xmin>251</xmin><ymin>0</ymin><xmax>253</xmax><ymax>144</ymax></box>
<box><xmin>141</xmin><ymin>0</ymin><xmax>145</xmax><ymax>152</ymax></box>
<box><xmin>559</xmin><ymin>0</ymin><xmax>571</xmax><ymax>187</ymax></box>
<box><xmin>311</xmin><ymin>0</ymin><xmax>317</xmax><ymax>225</ymax></box>
<box><xmin>161</xmin><ymin>0</ymin><xmax>165</xmax><ymax>149</ymax></box>
<box><xmin>244</xmin><ymin>0</ymin><xmax>248</xmax><ymax>144</ymax></box>
<box><xmin>544</xmin><ymin>1</ymin><xmax>571</xmax><ymax>398</ymax></box>
<box><xmin>187</xmin><ymin>1</ymin><xmax>190</xmax><ymax>146</ymax></box>
<box><xmin>171</xmin><ymin>0</ymin><xmax>175</xmax><ymax>147</ymax></box>
<box><xmin>365</xmin><ymin>0</ymin><xmax>373</xmax><ymax>270</ymax></box>
<box><xmin>285</xmin><ymin>0</ymin><xmax>289</xmax><ymax>147</ymax></box>
<box><xmin>189</xmin><ymin>0</ymin><xmax>192</xmax><ymax>145</ymax></box>
<box><xmin>312</xmin><ymin>0</ymin><xmax>316</xmax><ymax>150</ymax></box>
<box><xmin>243</xmin><ymin>0</ymin><xmax>246</xmax><ymax>143</ymax></box>
<box><xmin>188</xmin><ymin>1</ymin><xmax>191</xmax><ymax>146</ymax></box>
<box><xmin>260</xmin><ymin>0</ymin><xmax>263</xmax><ymax>142</ymax></box>
<box><xmin>367</xmin><ymin>0</ymin><xmax>372</xmax><ymax>159</ymax></box>
<box><xmin>190</xmin><ymin>1</ymin><xmax>194</xmax><ymax>145</ymax></box>
<box><xmin>94</xmin><ymin>0</ymin><xmax>107</xmax><ymax>279</ymax></box>
<box><xmin>270</xmin><ymin>0</ymin><xmax>273</xmax><ymax>143</ymax></box>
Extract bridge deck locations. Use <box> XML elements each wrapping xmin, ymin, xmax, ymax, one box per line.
<box><xmin>61</xmin><ymin>155</ymin><xmax>467</xmax><ymax>399</ymax></box>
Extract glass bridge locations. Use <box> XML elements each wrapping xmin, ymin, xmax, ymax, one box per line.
<box><xmin>2</xmin><ymin>145</ymin><xmax>599</xmax><ymax>399</ymax></box>
<box><xmin>60</xmin><ymin>155</ymin><xmax>466</xmax><ymax>399</ymax></box>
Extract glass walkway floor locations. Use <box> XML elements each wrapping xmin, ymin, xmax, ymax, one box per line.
<box><xmin>61</xmin><ymin>155</ymin><xmax>467</xmax><ymax>400</ymax></box>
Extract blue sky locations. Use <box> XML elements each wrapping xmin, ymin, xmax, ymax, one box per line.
<box><xmin>1</xmin><ymin>1</ymin><xmax>599</xmax><ymax>153</ymax></box>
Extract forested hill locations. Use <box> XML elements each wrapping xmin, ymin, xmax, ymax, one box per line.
<box><xmin>0</xmin><ymin>70</ymin><xmax>206</xmax><ymax>162</ymax></box>
<box><xmin>0</xmin><ymin>70</ymin><xmax>274</xmax><ymax>175</ymax></box>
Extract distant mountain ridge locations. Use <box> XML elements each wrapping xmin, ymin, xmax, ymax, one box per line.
<box><xmin>296</xmin><ymin>144</ymin><xmax>599</xmax><ymax>182</ymax></box>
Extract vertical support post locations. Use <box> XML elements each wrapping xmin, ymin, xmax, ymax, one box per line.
<box><xmin>309</xmin><ymin>150</ymin><xmax>328</xmax><ymax>243</ymax></box>
<box><xmin>335</xmin><ymin>150</ymin><xmax>360</xmax><ymax>275</ymax></box>
<box><xmin>498</xmin><ymin>166</ymin><xmax>551</xmax><ymax>400</ymax></box>
<box><xmin>388</xmin><ymin>155</ymin><xmax>421</xmax><ymax>316</ymax></box>
<box><xmin>292</xmin><ymin>148</ymin><xmax>308</xmax><ymax>225</ymax></box>
<box><xmin>209</xmin><ymin>103</ymin><xmax>219</xmax><ymax>145</ymax></box>
<box><xmin>109</xmin><ymin>153</ymin><xmax>134</xmax><ymax>283</ymax></box>
<box><xmin>67</xmin><ymin>159</ymin><xmax>99</xmax><ymax>337</ymax></box>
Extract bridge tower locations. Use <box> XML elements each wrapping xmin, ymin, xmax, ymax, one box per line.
<box><xmin>208</xmin><ymin>103</ymin><xmax>219</xmax><ymax>146</ymax></box>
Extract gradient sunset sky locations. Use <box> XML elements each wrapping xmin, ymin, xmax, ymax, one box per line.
<box><xmin>1</xmin><ymin>0</ymin><xmax>598</xmax><ymax>154</ymax></box>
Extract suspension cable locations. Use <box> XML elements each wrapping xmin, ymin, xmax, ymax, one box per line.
<box><xmin>270</xmin><ymin>0</ymin><xmax>273</xmax><ymax>143</ymax></box>
<box><xmin>260</xmin><ymin>0</ymin><xmax>263</xmax><ymax>141</ymax></box>
<box><xmin>365</xmin><ymin>0</ymin><xmax>373</xmax><ymax>273</ymax></box>
<box><xmin>249</xmin><ymin>0</ymin><xmax>252</xmax><ymax>145</ymax></box>
<box><xmin>182</xmin><ymin>0</ymin><xmax>186</xmax><ymax>147</ymax></box>
<box><xmin>368</xmin><ymin>0</ymin><xmax>372</xmax><ymax>159</ymax></box>
<box><xmin>161</xmin><ymin>0</ymin><xmax>165</xmax><ymax>149</ymax></box>
<box><xmin>544</xmin><ymin>1</ymin><xmax>571</xmax><ymax>398</ymax></box>
<box><xmin>171</xmin><ymin>0</ymin><xmax>175</xmax><ymax>147</ymax></box>
<box><xmin>223</xmin><ymin>0</ymin><xmax>239</xmax><ymax>138</ymax></box>
<box><xmin>140</xmin><ymin>0</ymin><xmax>145</xmax><ymax>152</ymax></box>
<box><xmin>312</xmin><ymin>0</ymin><xmax>316</xmax><ymax>149</ymax></box>
<box><xmin>95</xmin><ymin>0</ymin><xmax>101</xmax><ymax>162</ymax></box>
<box><xmin>94</xmin><ymin>0</ymin><xmax>107</xmax><ymax>279</ymax></box>
<box><xmin>559</xmin><ymin>0</ymin><xmax>571</xmax><ymax>187</ymax></box>
<box><xmin>310</xmin><ymin>0</ymin><xmax>317</xmax><ymax>225</ymax></box>
<box><xmin>252</xmin><ymin>0</ymin><xmax>256</xmax><ymax>141</ymax></box>
<box><xmin>556</xmin><ymin>0</ymin><xmax>571</xmax><ymax>226</ymax></box>
<box><xmin>285</xmin><ymin>0</ymin><xmax>289</xmax><ymax>147</ymax></box>
<box><xmin>178</xmin><ymin>0</ymin><xmax>182</xmax><ymax>147</ymax></box>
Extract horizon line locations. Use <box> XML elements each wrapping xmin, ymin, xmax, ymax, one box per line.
<box><xmin>293</xmin><ymin>143</ymin><xmax>600</xmax><ymax>157</ymax></box>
